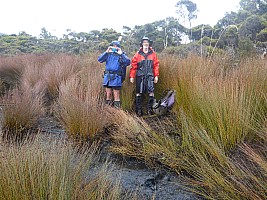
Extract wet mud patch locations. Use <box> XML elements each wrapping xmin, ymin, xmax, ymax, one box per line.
<box><xmin>34</xmin><ymin>115</ymin><xmax>199</xmax><ymax>199</ymax></box>
<box><xmin>109</xmin><ymin>155</ymin><xmax>200</xmax><ymax>200</ymax></box>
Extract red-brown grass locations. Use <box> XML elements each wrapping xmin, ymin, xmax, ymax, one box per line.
<box><xmin>54</xmin><ymin>55</ymin><xmax>107</xmax><ymax>144</ymax></box>
<box><xmin>41</xmin><ymin>54</ymin><xmax>83</xmax><ymax>104</ymax></box>
<box><xmin>0</xmin><ymin>86</ymin><xmax>44</xmax><ymax>142</ymax></box>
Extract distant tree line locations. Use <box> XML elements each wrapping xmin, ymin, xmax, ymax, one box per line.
<box><xmin>0</xmin><ymin>0</ymin><xmax>266</xmax><ymax>57</ymax></box>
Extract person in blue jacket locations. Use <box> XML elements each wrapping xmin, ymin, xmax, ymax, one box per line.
<box><xmin>98</xmin><ymin>41</ymin><xmax>130</xmax><ymax>108</ymax></box>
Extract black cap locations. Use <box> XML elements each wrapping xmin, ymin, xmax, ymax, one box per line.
<box><xmin>140</xmin><ymin>36</ymin><xmax>153</xmax><ymax>47</ymax></box>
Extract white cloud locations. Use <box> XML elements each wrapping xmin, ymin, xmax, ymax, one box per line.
<box><xmin>1</xmin><ymin>0</ymin><xmax>240</xmax><ymax>37</ymax></box>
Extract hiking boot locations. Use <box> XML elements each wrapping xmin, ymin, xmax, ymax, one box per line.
<box><xmin>147</xmin><ymin>109</ymin><xmax>154</xmax><ymax>115</ymax></box>
<box><xmin>136</xmin><ymin>109</ymin><xmax>143</xmax><ymax>116</ymax></box>
<box><xmin>105</xmin><ymin>99</ymin><xmax>113</xmax><ymax>106</ymax></box>
<box><xmin>114</xmin><ymin>100</ymin><xmax>121</xmax><ymax>109</ymax></box>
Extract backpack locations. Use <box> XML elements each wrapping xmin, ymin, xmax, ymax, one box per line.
<box><xmin>152</xmin><ymin>89</ymin><xmax>176</xmax><ymax>116</ymax></box>
<box><xmin>119</xmin><ymin>53</ymin><xmax>130</xmax><ymax>82</ymax></box>
<box><xmin>121</xmin><ymin>64</ymin><xmax>127</xmax><ymax>82</ymax></box>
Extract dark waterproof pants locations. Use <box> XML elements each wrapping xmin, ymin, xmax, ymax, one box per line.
<box><xmin>135</xmin><ymin>95</ymin><xmax>142</xmax><ymax>116</ymax></box>
<box><xmin>147</xmin><ymin>96</ymin><xmax>154</xmax><ymax>115</ymax></box>
<box><xmin>135</xmin><ymin>95</ymin><xmax>154</xmax><ymax>116</ymax></box>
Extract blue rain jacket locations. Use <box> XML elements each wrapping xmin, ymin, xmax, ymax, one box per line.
<box><xmin>98</xmin><ymin>51</ymin><xmax>130</xmax><ymax>87</ymax></box>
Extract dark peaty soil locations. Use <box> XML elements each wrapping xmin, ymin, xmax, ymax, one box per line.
<box><xmin>36</xmin><ymin>114</ymin><xmax>200</xmax><ymax>200</ymax></box>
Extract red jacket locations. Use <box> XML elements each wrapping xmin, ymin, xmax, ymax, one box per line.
<box><xmin>130</xmin><ymin>47</ymin><xmax>159</xmax><ymax>78</ymax></box>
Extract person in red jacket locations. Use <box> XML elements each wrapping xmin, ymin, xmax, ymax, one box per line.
<box><xmin>130</xmin><ymin>36</ymin><xmax>159</xmax><ymax>116</ymax></box>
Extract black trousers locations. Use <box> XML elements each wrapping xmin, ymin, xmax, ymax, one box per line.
<box><xmin>135</xmin><ymin>76</ymin><xmax>154</xmax><ymax>94</ymax></box>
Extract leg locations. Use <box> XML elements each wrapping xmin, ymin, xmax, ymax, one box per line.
<box><xmin>147</xmin><ymin>76</ymin><xmax>155</xmax><ymax>115</ymax></box>
<box><xmin>105</xmin><ymin>87</ymin><xmax>113</xmax><ymax>105</ymax></box>
<box><xmin>147</xmin><ymin>92</ymin><xmax>154</xmax><ymax>115</ymax></box>
<box><xmin>113</xmin><ymin>89</ymin><xmax>121</xmax><ymax>108</ymax></box>
<box><xmin>113</xmin><ymin>89</ymin><xmax>120</xmax><ymax>101</ymax></box>
<box><xmin>135</xmin><ymin>77</ymin><xmax>143</xmax><ymax>116</ymax></box>
<box><xmin>136</xmin><ymin>93</ymin><xmax>142</xmax><ymax>116</ymax></box>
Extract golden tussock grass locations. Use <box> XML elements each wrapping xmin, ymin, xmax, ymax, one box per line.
<box><xmin>110</xmin><ymin>55</ymin><xmax>267</xmax><ymax>199</ymax></box>
<box><xmin>0</xmin><ymin>136</ymin><xmax>131</xmax><ymax>200</ymax></box>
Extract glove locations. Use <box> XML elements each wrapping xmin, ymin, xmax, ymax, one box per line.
<box><xmin>154</xmin><ymin>76</ymin><xmax>158</xmax><ymax>83</ymax></box>
<box><xmin>130</xmin><ymin>78</ymin><xmax>134</xmax><ymax>83</ymax></box>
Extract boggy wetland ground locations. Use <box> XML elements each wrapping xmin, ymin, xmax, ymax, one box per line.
<box><xmin>0</xmin><ymin>53</ymin><xmax>266</xmax><ymax>199</ymax></box>
<box><xmin>34</xmin><ymin>114</ymin><xmax>200</xmax><ymax>200</ymax></box>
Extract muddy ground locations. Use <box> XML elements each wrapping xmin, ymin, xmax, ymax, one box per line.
<box><xmin>35</xmin><ymin>114</ymin><xmax>200</xmax><ymax>200</ymax></box>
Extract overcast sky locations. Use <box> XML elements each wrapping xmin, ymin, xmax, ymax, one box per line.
<box><xmin>1</xmin><ymin>0</ymin><xmax>240</xmax><ymax>37</ymax></box>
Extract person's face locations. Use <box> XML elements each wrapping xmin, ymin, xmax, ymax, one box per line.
<box><xmin>142</xmin><ymin>40</ymin><xmax>149</xmax><ymax>48</ymax></box>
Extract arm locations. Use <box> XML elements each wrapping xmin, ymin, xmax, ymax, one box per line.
<box><xmin>120</xmin><ymin>52</ymin><xmax>131</xmax><ymax>67</ymax></box>
<box><xmin>98</xmin><ymin>52</ymin><xmax>109</xmax><ymax>63</ymax></box>
<box><xmin>119</xmin><ymin>53</ymin><xmax>130</xmax><ymax>82</ymax></box>
<box><xmin>153</xmin><ymin>52</ymin><xmax>159</xmax><ymax>77</ymax></box>
<box><xmin>130</xmin><ymin>53</ymin><xmax>138</xmax><ymax>78</ymax></box>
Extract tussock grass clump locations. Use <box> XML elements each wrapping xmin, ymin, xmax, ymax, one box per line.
<box><xmin>0</xmin><ymin>79</ymin><xmax>5</xmax><ymax>95</ymax></box>
<box><xmin>156</xmin><ymin>54</ymin><xmax>179</xmax><ymax>93</ymax></box>
<box><xmin>120</xmin><ymin>67</ymin><xmax>135</xmax><ymax>111</ymax></box>
<box><xmin>0</xmin><ymin>56</ymin><xmax>25</xmax><ymax>93</ymax></box>
<box><xmin>108</xmin><ymin>110</ymin><xmax>152</xmax><ymax>158</ymax></box>
<box><xmin>0</xmin><ymin>54</ymin><xmax>51</xmax><ymax>92</ymax></box>
<box><xmin>0</xmin><ymin>137</ymin><xmax>129</xmax><ymax>200</ymax></box>
<box><xmin>55</xmin><ymin>58</ymin><xmax>106</xmax><ymax>144</ymax></box>
<box><xmin>169</xmin><ymin>56</ymin><xmax>267</xmax><ymax>199</ymax></box>
<box><xmin>170</xmin><ymin>56</ymin><xmax>267</xmax><ymax>151</ymax></box>
<box><xmin>108</xmin><ymin>109</ymin><xmax>185</xmax><ymax>168</ymax></box>
<box><xmin>41</xmin><ymin>54</ymin><xmax>83</xmax><ymax>104</ymax></box>
<box><xmin>180</xmin><ymin>121</ymin><xmax>267</xmax><ymax>199</ymax></box>
<box><xmin>109</xmin><ymin>55</ymin><xmax>267</xmax><ymax>199</ymax></box>
<box><xmin>0</xmin><ymin>87</ymin><xmax>44</xmax><ymax>142</ymax></box>
<box><xmin>20</xmin><ymin>58</ymin><xmax>47</xmax><ymax>91</ymax></box>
